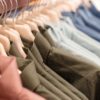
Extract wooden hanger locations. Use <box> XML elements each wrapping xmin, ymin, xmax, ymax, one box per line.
<box><xmin>16</xmin><ymin>0</ymin><xmax>39</xmax><ymax>32</ymax></box>
<box><xmin>17</xmin><ymin>0</ymin><xmax>47</xmax><ymax>28</ymax></box>
<box><xmin>27</xmin><ymin>0</ymin><xmax>49</xmax><ymax>26</ymax></box>
<box><xmin>6</xmin><ymin>11</ymin><xmax>39</xmax><ymax>31</ymax></box>
<box><xmin>8</xmin><ymin>0</ymin><xmax>35</xmax><ymax>42</ymax></box>
<box><xmin>0</xmin><ymin>0</ymin><xmax>26</xmax><ymax>58</ymax></box>
<box><xmin>0</xmin><ymin>42</ymin><xmax>7</xmax><ymax>56</ymax></box>
<box><xmin>0</xmin><ymin>25</ymin><xmax>27</xmax><ymax>58</ymax></box>
<box><xmin>19</xmin><ymin>10</ymin><xmax>44</xmax><ymax>27</ymax></box>
<box><xmin>41</xmin><ymin>8</ymin><xmax>59</xmax><ymax>23</ymax></box>
<box><xmin>0</xmin><ymin>1</ymin><xmax>11</xmax><ymax>53</ymax></box>
<box><xmin>0</xmin><ymin>34</ymin><xmax>10</xmax><ymax>52</ymax></box>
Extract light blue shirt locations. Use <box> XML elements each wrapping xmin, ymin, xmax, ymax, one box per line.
<box><xmin>60</xmin><ymin>19</ymin><xmax>100</xmax><ymax>57</ymax></box>
<box><xmin>45</xmin><ymin>21</ymin><xmax>100</xmax><ymax>66</ymax></box>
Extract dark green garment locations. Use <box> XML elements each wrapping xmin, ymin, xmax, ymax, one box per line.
<box><xmin>9</xmin><ymin>45</ymin><xmax>61</xmax><ymax>100</ymax></box>
<box><xmin>24</xmin><ymin>38</ymin><xmax>88</xmax><ymax>100</ymax></box>
<box><xmin>34</xmin><ymin>30</ymin><xmax>100</xmax><ymax>100</ymax></box>
<box><xmin>25</xmin><ymin>48</ymin><xmax>72</xmax><ymax>100</ymax></box>
<box><xmin>19</xmin><ymin>59</ymin><xmax>61</xmax><ymax>100</ymax></box>
<box><xmin>30</xmin><ymin>42</ymin><xmax>88</xmax><ymax>100</ymax></box>
<box><xmin>23</xmin><ymin>38</ymin><xmax>88</xmax><ymax>100</ymax></box>
<box><xmin>10</xmin><ymin>43</ymin><xmax>73</xmax><ymax>100</ymax></box>
<box><xmin>38</xmin><ymin>74</ymin><xmax>71</xmax><ymax>100</ymax></box>
<box><xmin>9</xmin><ymin>42</ymin><xmax>87</xmax><ymax>100</ymax></box>
<box><xmin>29</xmin><ymin>43</ymin><xmax>83</xmax><ymax>100</ymax></box>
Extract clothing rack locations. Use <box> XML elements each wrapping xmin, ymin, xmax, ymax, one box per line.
<box><xmin>0</xmin><ymin>0</ymin><xmax>49</xmax><ymax>14</ymax></box>
<box><xmin>0</xmin><ymin>0</ymin><xmax>100</xmax><ymax>100</ymax></box>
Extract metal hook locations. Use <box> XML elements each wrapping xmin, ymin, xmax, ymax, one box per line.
<box><xmin>0</xmin><ymin>0</ymin><xmax>7</xmax><ymax>25</ymax></box>
<box><xmin>20</xmin><ymin>0</ymin><xmax>30</xmax><ymax>21</ymax></box>
<box><xmin>25</xmin><ymin>0</ymin><xmax>31</xmax><ymax>18</ymax></box>
<box><xmin>37</xmin><ymin>0</ymin><xmax>41</xmax><ymax>12</ymax></box>
<box><xmin>1</xmin><ymin>0</ymin><xmax>13</xmax><ymax>26</ymax></box>
<box><xmin>4</xmin><ymin>0</ymin><xmax>14</xmax><ymax>24</ymax></box>
<box><xmin>6</xmin><ymin>0</ymin><xmax>13</xmax><ymax>17</ymax></box>
<box><xmin>12</xmin><ymin>0</ymin><xmax>18</xmax><ymax>24</ymax></box>
<box><xmin>2</xmin><ymin>0</ymin><xmax>8</xmax><ymax>26</ymax></box>
<box><xmin>27</xmin><ymin>0</ymin><xmax>33</xmax><ymax>17</ymax></box>
<box><xmin>32</xmin><ymin>0</ymin><xmax>38</xmax><ymax>13</ymax></box>
<box><xmin>15</xmin><ymin>0</ymin><xmax>29</xmax><ymax>21</ymax></box>
<box><xmin>0</xmin><ymin>0</ymin><xmax>5</xmax><ymax>21</ymax></box>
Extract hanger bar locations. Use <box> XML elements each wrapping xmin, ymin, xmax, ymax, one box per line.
<box><xmin>0</xmin><ymin>0</ymin><xmax>52</xmax><ymax>14</ymax></box>
<box><xmin>0</xmin><ymin>0</ymin><xmax>34</xmax><ymax>14</ymax></box>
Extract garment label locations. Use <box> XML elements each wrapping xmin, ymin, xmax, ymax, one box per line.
<box><xmin>91</xmin><ymin>0</ymin><xmax>100</xmax><ymax>11</ymax></box>
<box><xmin>18</xmin><ymin>70</ymin><xmax>22</xmax><ymax>74</ymax></box>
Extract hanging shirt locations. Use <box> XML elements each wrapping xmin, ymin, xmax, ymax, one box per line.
<box><xmin>0</xmin><ymin>55</ymin><xmax>45</xmax><ymax>100</ymax></box>
<box><xmin>41</xmin><ymin>21</ymin><xmax>100</xmax><ymax>66</ymax></box>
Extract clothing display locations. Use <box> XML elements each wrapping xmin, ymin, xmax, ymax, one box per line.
<box><xmin>1</xmin><ymin>0</ymin><xmax>100</xmax><ymax>100</ymax></box>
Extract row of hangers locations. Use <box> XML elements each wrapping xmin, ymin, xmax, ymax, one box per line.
<box><xmin>0</xmin><ymin>0</ymin><xmax>91</xmax><ymax>58</ymax></box>
<box><xmin>0</xmin><ymin>0</ymin><xmax>47</xmax><ymax>57</ymax></box>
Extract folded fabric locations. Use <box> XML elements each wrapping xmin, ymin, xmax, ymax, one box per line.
<box><xmin>9</xmin><ymin>44</ymin><xmax>62</xmax><ymax>100</ymax></box>
<box><xmin>9</xmin><ymin>40</ymin><xmax>88</xmax><ymax>100</ymax></box>
<box><xmin>34</xmin><ymin>29</ymin><xmax>100</xmax><ymax>100</ymax></box>
<box><xmin>31</xmin><ymin>43</ymin><xmax>83</xmax><ymax>100</ymax></box>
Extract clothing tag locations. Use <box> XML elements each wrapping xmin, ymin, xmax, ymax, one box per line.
<box><xmin>91</xmin><ymin>0</ymin><xmax>100</xmax><ymax>11</ymax></box>
<box><xmin>18</xmin><ymin>70</ymin><xmax>22</xmax><ymax>74</ymax></box>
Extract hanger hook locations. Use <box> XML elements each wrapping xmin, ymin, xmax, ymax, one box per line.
<box><xmin>12</xmin><ymin>0</ymin><xmax>18</xmax><ymax>24</ymax></box>
<box><xmin>2</xmin><ymin>0</ymin><xmax>13</xmax><ymax>26</ymax></box>
<box><xmin>25</xmin><ymin>0</ymin><xmax>30</xmax><ymax>17</ymax></box>
<box><xmin>32</xmin><ymin>0</ymin><xmax>38</xmax><ymax>13</ymax></box>
<box><xmin>0</xmin><ymin>0</ymin><xmax>5</xmax><ymax>21</ymax></box>
<box><xmin>25</xmin><ymin>0</ymin><xmax>31</xmax><ymax>19</ymax></box>
<box><xmin>7</xmin><ymin>0</ymin><xmax>13</xmax><ymax>17</ymax></box>
<box><xmin>5</xmin><ymin>0</ymin><xmax>14</xmax><ymax>24</ymax></box>
<box><xmin>16</xmin><ymin>0</ymin><xmax>29</xmax><ymax>21</ymax></box>
<box><xmin>21</xmin><ymin>0</ymin><xmax>30</xmax><ymax>20</ymax></box>
<box><xmin>0</xmin><ymin>0</ymin><xmax>7</xmax><ymax>26</ymax></box>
